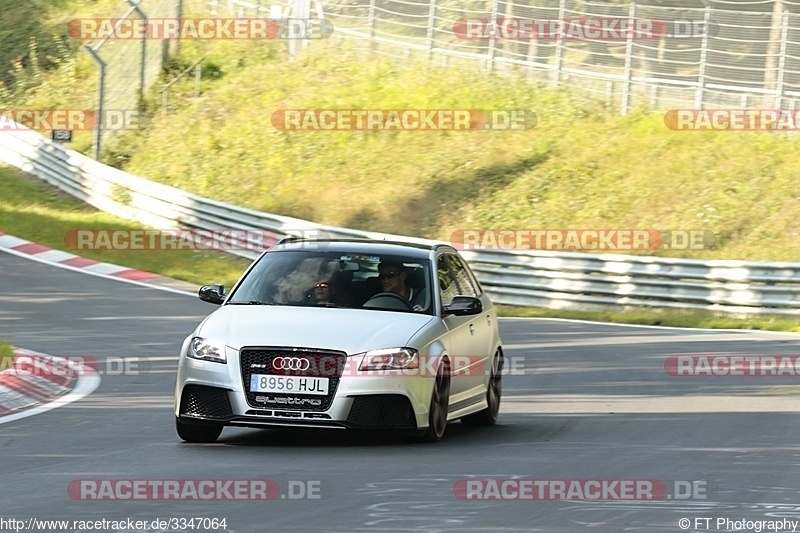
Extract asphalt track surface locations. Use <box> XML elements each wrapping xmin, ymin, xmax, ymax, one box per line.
<box><xmin>2</xmin><ymin>250</ymin><xmax>800</xmax><ymax>533</ymax></box>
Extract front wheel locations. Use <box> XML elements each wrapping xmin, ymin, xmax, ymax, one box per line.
<box><xmin>462</xmin><ymin>350</ymin><xmax>503</xmax><ymax>426</ymax></box>
<box><xmin>176</xmin><ymin>417</ymin><xmax>223</xmax><ymax>443</ymax></box>
<box><xmin>421</xmin><ymin>360</ymin><xmax>450</xmax><ymax>442</ymax></box>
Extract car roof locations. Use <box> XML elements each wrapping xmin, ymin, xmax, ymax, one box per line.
<box><xmin>269</xmin><ymin>238</ymin><xmax>456</xmax><ymax>259</ymax></box>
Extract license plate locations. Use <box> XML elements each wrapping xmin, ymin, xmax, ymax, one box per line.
<box><xmin>250</xmin><ymin>374</ymin><xmax>329</xmax><ymax>395</ymax></box>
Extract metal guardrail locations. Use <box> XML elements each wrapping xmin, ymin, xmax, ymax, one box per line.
<box><xmin>2</xmin><ymin>125</ymin><xmax>800</xmax><ymax>315</ymax></box>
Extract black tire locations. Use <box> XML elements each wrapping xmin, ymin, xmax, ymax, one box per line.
<box><xmin>462</xmin><ymin>350</ymin><xmax>503</xmax><ymax>426</ymax></box>
<box><xmin>175</xmin><ymin>417</ymin><xmax>223</xmax><ymax>443</ymax></box>
<box><xmin>421</xmin><ymin>359</ymin><xmax>450</xmax><ymax>442</ymax></box>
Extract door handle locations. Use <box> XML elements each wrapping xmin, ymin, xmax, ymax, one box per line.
<box><xmin>469</xmin><ymin>324</ymin><xmax>475</xmax><ymax>335</ymax></box>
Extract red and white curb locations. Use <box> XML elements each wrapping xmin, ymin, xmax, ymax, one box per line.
<box><xmin>0</xmin><ymin>231</ymin><xmax>194</xmax><ymax>421</ymax></box>
<box><xmin>0</xmin><ymin>231</ymin><xmax>195</xmax><ymax>295</ymax></box>
<box><xmin>0</xmin><ymin>349</ymin><xmax>100</xmax><ymax>424</ymax></box>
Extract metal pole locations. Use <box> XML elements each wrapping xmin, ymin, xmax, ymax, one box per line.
<box><xmin>368</xmin><ymin>0</ymin><xmax>377</xmax><ymax>54</ymax></box>
<box><xmin>84</xmin><ymin>45</ymin><xmax>106</xmax><ymax>160</ymax></box>
<box><xmin>553</xmin><ymin>0</ymin><xmax>566</xmax><ymax>87</ymax></box>
<box><xmin>776</xmin><ymin>11</ymin><xmax>789</xmax><ymax>109</ymax></box>
<box><xmin>486</xmin><ymin>0</ymin><xmax>499</xmax><ymax>72</ymax></box>
<box><xmin>126</xmin><ymin>0</ymin><xmax>147</xmax><ymax>108</ymax></box>
<box><xmin>694</xmin><ymin>6</ymin><xmax>711</xmax><ymax>109</ymax></box>
<box><xmin>176</xmin><ymin>0</ymin><xmax>184</xmax><ymax>55</ymax></box>
<box><xmin>621</xmin><ymin>2</ymin><xmax>636</xmax><ymax>115</ymax></box>
<box><xmin>426</xmin><ymin>0</ymin><xmax>437</xmax><ymax>62</ymax></box>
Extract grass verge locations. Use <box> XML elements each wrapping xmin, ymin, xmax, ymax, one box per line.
<box><xmin>497</xmin><ymin>306</ymin><xmax>800</xmax><ymax>333</ymax></box>
<box><xmin>0</xmin><ymin>342</ymin><xmax>12</xmax><ymax>371</ymax></box>
<box><xmin>0</xmin><ymin>165</ymin><xmax>251</xmax><ymax>289</ymax></box>
<box><xmin>2</xmin><ymin>164</ymin><xmax>797</xmax><ymax>332</ymax></box>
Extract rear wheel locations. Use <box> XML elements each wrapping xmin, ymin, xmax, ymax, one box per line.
<box><xmin>421</xmin><ymin>360</ymin><xmax>450</xmax><ymax>442</ymax></box>
<box><xmin>462</xmin><ymin>350</ymin><xmax>503</xmax><ymax>426</ymax></box>
<box><xmin>175</xmin><ymin>417</ymin><xmax>223</xmax><ymax>443</ymax></box>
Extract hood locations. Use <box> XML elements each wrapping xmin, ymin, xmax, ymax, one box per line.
<box><xmin>197</xmin><ymin>305</ymin><xmax>436</xmax><ymax>354</ymax></box>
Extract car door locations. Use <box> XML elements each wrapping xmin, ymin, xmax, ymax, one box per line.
<box><xmin>437</xmin><ymin>254</ymin><xmax>480</xmax><ymax>410</ymax></box>
<box><xmin>445</xmin><ymin>253</ymin><xmax>493</xmax><ymax>397</ymax></box>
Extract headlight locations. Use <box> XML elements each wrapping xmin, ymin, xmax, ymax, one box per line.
<box><xmin>359</xmin><ymin>348</ymin><xmax>419</xmax><ymax>371</ymax></box>
<box><xmin>188</xmin><ymin>337</ymin><xmax>227</xmax><ymax>363</ymax></box>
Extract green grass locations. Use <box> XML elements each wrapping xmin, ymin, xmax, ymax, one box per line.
<box><xmin>497</xmin><ymin>306</ymin><xmax>800</xmax><ymax>333</ymax></box>
<box><xmin>1</xmin><ymin>164</ymin><xmax>798</xmax><ymax>332</ymax></box>
<box><xmin>0</xmin><ymin>341</ymin><xmax>12</xmax><ymax>372</ymax></box>
<box><xmin>0</xmin><ymin>165</ymin><xmax>251</xmax><ymax>289</ymax></box>
<box><xmin>105</xmin><ymin>38</ymin><xmax>800</xmax><ymax>263</ymax></box>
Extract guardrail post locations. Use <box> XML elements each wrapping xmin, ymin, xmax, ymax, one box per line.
<box><xmin>694</xmin><ymin>6</ymin><xmax>711</xmax><ymax>109</ymax></box>
<box><xmin>552</xmin><ymin>0</ymin><xmax>566</xmax><ymax>86</ymax></box>
<box><xmin>426</xmin><ymin>0</ymin><xmax>437</xmax><ymax>61</ymax></box>
<box><xmin>621</xmin><ymin>2</ymin><xmax>636</xmax><ymax>115</ymax></box>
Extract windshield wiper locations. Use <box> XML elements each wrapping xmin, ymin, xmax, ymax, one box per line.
<box><xmin>228</xmin><ymin>300</ymin><xmax>274</xmax><ymax>305</ymax></box>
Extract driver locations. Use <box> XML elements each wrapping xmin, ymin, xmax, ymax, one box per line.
<box><xmin>377</xmin><ymin>260</ymin><xmax>426</xmax><ymax>312</ymax></box>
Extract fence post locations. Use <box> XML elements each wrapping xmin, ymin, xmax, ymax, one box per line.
<box><xmin>84</xmin><ymin>46</ymin><xmax>106</xmax><ymax>160</ymax></box>
<box><xmin>694</xmin><ymin>6</ymin><xmax>711</xmax><ymax>109</ymax></box>
<box><xmin>126</xmin><ymin>0</ymin><xmax>147</xmax><ymax>109</ymax></box>
<box><xmin>776</xmin><ymin>11</ymin><xmax>789</xmax><ymax>108</ymax></box>
<box><xmin>486</xmin><ymin>0</ymin><xmax>499</xmax><ymax>72</ymax></box>
<box><xmin>368</xmin><ymin>0</ymin><xmax>377</xmax><ymax>53</ymax></box>
<box><xmin>426</xmin><ymin>0</ymin><xmax>437</xmax><ymax>61</ymax></box>
<box><xmin>621</xmin><ymin>2</ymin><xmax>636</xmax><ymax>115</ymax></box>
<box><xmin>175</xmin><ymin>0</ymin><xmax>184</xmax><ymax>55</ymax></box>
<box><xmin>552</xmin><ymin>0</ymin><xmax>566</xmax><ymax>86</ymax></box>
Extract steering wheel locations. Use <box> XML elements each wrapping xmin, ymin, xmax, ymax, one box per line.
<box><xmin>363</xmin><ymin>292</ymin><xmax>413</xmax><ymax>311</ymax></box>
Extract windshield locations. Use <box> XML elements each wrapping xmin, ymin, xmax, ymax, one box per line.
<box><xmin>228</xmin><ymin>250</ymin><xmax>434</xmax><ymax>315</ymax></box>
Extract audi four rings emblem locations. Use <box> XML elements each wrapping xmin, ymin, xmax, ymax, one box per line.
<box><xmin>273</xmin><ymin>357</ymin><xmax>311</xmax><ymax>371</ymax></box>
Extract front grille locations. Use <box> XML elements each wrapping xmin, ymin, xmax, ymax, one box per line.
<box><xmin>240</xmin><ymin>347</ymin><xmax>347</xmax><ymax>411</ymax></box>
<box><xmin>180</xmin><ymin>384</ymin><xmax>233</xmax><ymax>420</ymax></box>
<box><xmin>347</xmin><ymin>395</ymin><xmax>416</xmax><ymax>428</ymax></box>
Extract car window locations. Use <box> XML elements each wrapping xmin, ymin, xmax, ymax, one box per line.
<box><xmin>447</xmin><ymin>254</ymin><xmax>479</xmax><ymax>297</ymax></box>
<box><xmin>228</xmin><ymin>250</ymin><xmax>433</xmax><ymax>315</ymax></box>
<box><xmin>437</xmin><ymin>255</ymin><xmax>459</xmax><ymax>307</ymax></box>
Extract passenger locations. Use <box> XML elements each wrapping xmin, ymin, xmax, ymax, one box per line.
<box><xmin>312</xmin><ymin>272</ymin><xmax>351</xmax><ymax>307</ymax></box>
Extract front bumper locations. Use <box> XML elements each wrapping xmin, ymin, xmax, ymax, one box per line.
<box><xmin>175</xmin><ymin>345</ymin><xmax>433</xmax><ymax>431</ymax></box>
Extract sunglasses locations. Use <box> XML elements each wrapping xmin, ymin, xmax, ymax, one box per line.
<box><xmin>378</xmin><ymin>271</ymin><xmax>400</xmax><ymax>280</ymax></box>
<box><xmin>314</xmin><ymin>283</ymin><xmax>330</xmax><ymax>289</ymax></box>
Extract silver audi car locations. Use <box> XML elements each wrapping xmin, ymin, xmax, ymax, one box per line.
<box><xmin>174</xmin><ymin>239</ymin><xmax>503</xmax><ymax>442</ymax></box>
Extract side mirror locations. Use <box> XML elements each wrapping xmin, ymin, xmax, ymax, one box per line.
<box><xmin>443</xmin><ymin>296</ymin><xmax>482</xmax><ymax>316</ymax></box>
<box><xmin>199</xmin><ymin>284</ymin><xmax>226</xmax><ymax>305</ymax></box>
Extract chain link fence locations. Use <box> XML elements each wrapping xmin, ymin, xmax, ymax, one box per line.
<box><xmin>318</xmin><ymin>0</ymin><xmax>800</xmax><ymax>113</ymax></box>
<box><xmin>86</xmin><ymin>0</ymin><xmax>800</xmax><ymax>158</ymax></box>
<box><xmin>83</xmin><ymin>0</ymin><xmax>180</xmax><ymax>158</ymax></box>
